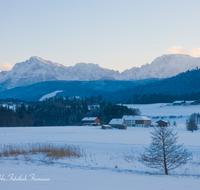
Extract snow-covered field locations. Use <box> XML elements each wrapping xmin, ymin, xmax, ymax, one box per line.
<box><xmin>124</xmin><ymin>103</ymin><xmax>200</xmax><ymax>117</ymax></box>
<box><xmin>1</xmin><ymin>104</ymin><xmax>200</xmax><ymax>190</ymax></box>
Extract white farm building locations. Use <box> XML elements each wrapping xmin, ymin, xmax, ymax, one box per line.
<box><xmin>122</xmin><ymin>115</ymin><xmax>151</xmax><ymax>127</ymax></box>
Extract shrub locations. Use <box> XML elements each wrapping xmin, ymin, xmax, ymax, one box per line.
<box><xmin>0</xmin><ymin>143</ymin><xmax>82</xmax><ymax>159</ymax></box>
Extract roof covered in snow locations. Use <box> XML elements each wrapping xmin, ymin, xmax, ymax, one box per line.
<box><xmin>122</xmin><ymin>115</ymin><xmax>151</xmax><ymax>121</ymax></box>
<box><xmin>156</xmin><ymin>120</ymin><xmax>168</xmax><ymax>123</ymax></box>
<box><xmin>173</xmin><ymin>100</ymin><xmax>184</xmax><ymax>104</ymax></box>
<box><xmin>185</xmin><ymin>101</ymin><xmax>195</xmax><ymax>103</ymax></box>
<box><xmin>81</xmin><ymin>117</ymin><xmax>98</xmax><ymax>121</ymax></box>
<box><xmin>109</xmin><ymin>119</ymin><xmax>125</xmax><ymax>125</ymax></box>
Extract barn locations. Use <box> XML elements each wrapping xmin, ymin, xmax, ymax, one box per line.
<box><xmin>156</xmin><ymin>120</ymin><xmax>168</xmax><ymax>127</ymax></box>
<box><xmin>173</xmin><ymin>100</ymin><xmax>185</xmax><ymax>106</ymax></box>
<box><xmin>81</xmin><ymin>117</ymin><xmax>100</xmax><ymax>126</ymax></box>
<box><xmin>109</xmin><ymin>119</ymin><xmax>127</xmax><ymax>130</ymax></box>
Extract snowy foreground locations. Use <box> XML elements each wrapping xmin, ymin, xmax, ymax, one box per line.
<box><xmin>1</xmin><ymin>103</ymin><xmax>200</xmax><ymax>190</ymax></box>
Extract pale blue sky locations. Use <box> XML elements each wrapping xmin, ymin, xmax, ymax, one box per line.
<box><xmin>1</xmin><ymin>0</ymin><xmax>200</xmax><ymax>71</ymax></box>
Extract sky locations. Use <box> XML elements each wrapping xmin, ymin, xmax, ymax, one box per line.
<box><xmin>1</xmin><ymin>0</ymin><xmax>200</xmax><ymax>72</ymax></box>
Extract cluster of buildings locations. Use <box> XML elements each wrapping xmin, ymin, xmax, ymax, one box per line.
<box><xmin>81</xmin><ymin>101</ymin><xmax>198</xmax><ymax>129</ymax></box>
<box><xmin>81</xmin><ymin>115</ymin><xmax>169</xmax><ymax>129</ymax></box>
<box><xmin>0</xmin><ymin>102</ymin><xmax>26</xmax><ymax>111</ymax></box>
<box><xmin>108</xmin><ymin>115</ymin><xmax>151</xmax><ymax>129</ymax></box>
<box><xmin>172</xmin><ymin>100</ymin><xmax>196</xmax><ymax>106</ymax></box>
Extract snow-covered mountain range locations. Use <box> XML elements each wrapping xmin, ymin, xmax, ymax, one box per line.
<box><xmin>119</xmin><ymin>54</ymin><xmax>200</xmax><ymax>80</ymax></box>
<box><xmin>0</xmin><ymin>54</ymin><xmax>200</xmax><ymax>90</ymax></box>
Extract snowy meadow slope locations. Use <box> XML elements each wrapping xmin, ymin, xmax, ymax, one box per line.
<box><xmin>0</xmin><ymin>104</ymin><xmax>200</xmax><ymax>190</ymax></box>
<box><xmin>124</xmin><ymin>103</ymin><xmax>200</xmax><ymax>117</ymax></box>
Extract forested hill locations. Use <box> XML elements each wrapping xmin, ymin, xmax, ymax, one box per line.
<box><xmin>0</xmin><ymin>79</ymin><xmax>159</xmax><ymax>101</ymax></box>
<box><xmin>106</xmin><ymin>68</ymin><xmax>200</xmax><ymax>102</ymax></box>
<box><xmin>0</xmin><ymin>68</ymin><xmax>200</xmax><ymax>103</ymax></box>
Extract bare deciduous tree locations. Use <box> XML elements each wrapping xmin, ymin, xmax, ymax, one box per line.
<box><xmin>140</xmin><ymin>127</ymin><xmax>192</xmax><ymax>175</ymax></box>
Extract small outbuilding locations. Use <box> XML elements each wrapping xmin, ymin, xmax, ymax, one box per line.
<box><xmin>81</xmin><ymin>117</ymin><xmax>100</xmax><ymax>126</ymax></box>
<box><xmin>101</xmin><ymin>125</ymin><xmax>112</xmax><ymax>129</ymax></box>
<box><xmin>109</xmin><ymin>119</ymin><xmax>127</xmax><ymax>130</ymax></box>
<box><xmin>156</xmin><ymin>120</ymin><xmax>168</xmax><ymax>127</ymax></box>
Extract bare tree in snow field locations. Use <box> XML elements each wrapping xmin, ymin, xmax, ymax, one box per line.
<box><xmin>140</xmin><ymin>127</ymin><xmax>192</xmax><ymax>175</ymax></box>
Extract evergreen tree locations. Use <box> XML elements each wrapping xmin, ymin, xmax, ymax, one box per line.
<box><xmin>186</xmin><ymin>116</ymin><xmax>198</xmax><ymax>133</ymax></box>
<box><xmin>173</xmin><ymin>121</ymin><xmax>177</xmax><ymax>127</ymax></box>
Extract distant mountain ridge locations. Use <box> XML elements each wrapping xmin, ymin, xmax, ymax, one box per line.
<box><xmin>107</xmin><ymin>68</ymin><xmax>200</xmax><ymax>102</ymax></box>
<box><xmin>0</xmin><ymin>68</ymin><xmax>200</xmax><ymax>102</ymax></box>
<box><xmin>119</xmin><ymin>54</ymin><xmax>200</xmax><ymax>80</ymax></box>
<box><xmin>0</xmin><ymin>80</ymin><xmax>159</xmax><ymax>101</ymax></box>
<box><xmin>0</xmin><ymin>54</ymin><xmax>200</xmax><ymax>90</ymax></box>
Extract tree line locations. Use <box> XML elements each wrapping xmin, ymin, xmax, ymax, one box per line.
<box><xmin>0</xmin><ymin>96</ymin><xmax>140</xmax><ymax>127</ymax></box>
<box><xmin>126</xmin><ymin>92</ymin><xmax>200</xmax><ymax>104</ymax></box>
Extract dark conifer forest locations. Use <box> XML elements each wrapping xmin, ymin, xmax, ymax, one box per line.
<box><xmin>0</xmin><ymin>96</ymin><xmax>140</xmax><ymax>127</ymax></box>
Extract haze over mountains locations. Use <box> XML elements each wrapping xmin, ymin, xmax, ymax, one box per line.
<box><xmin>1</xmin><ymin>54</ymin><xmax>200</xmax><ymax>90</ymax></box>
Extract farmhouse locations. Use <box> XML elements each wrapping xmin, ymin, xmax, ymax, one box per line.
<box><xmin>185</xmin><ymin>101</ymin><xmax>195</xmax><ymax>106</ymax></box>
<box><xmin>81</xmin><ymin>117</ymin><xmax>100</xmax><ymax>126</ymax></box>
<box><xmin>101</xmin><ymin>125</ymin><xmax>112</xmax><ymax>129</ymax></box>
<box><xmin>156</xmin><ymin>120</ymin><xmax>168</xmax><ymax>127</ymax></box>
<box><xmin>122</xmin><ymin>115</ymin><xmax>151</xmax><ymax>127</ymax></box>
<box><xmin>173</xmin><ymin>100</ymin><xmax>196</xmax><ymax>106</ymax></box>
<box><xmin>109</xmin><ymin>119</ymin><xmax>127</xmax><ymax>130</ymax></box>
<box><xmin>173</xmin><ymin>100</ymin><xmax>185</xmax><ymax>106</ymax></box>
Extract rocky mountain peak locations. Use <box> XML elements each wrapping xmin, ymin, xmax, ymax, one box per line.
<box><xmin>1</xmin><ymin>54</ymin><xmax>200</xmax><ymax>91</ymax></box>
